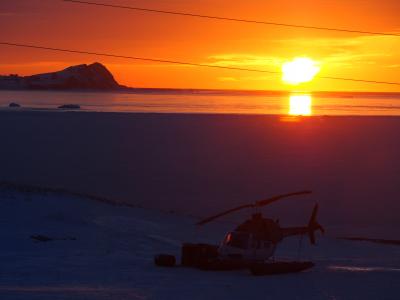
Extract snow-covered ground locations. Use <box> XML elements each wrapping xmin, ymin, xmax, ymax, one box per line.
<box><xmin>0</xmin><ymin>187</ymin><xmax>399</xmax><ymax>300</ymax></box>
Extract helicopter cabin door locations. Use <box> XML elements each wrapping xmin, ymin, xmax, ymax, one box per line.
<box><xmin>251</xmin><ymin>236</ymin><xmax>275</xmax><ymax>261</ymax></box>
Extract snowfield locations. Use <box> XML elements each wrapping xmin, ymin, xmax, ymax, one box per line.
<box><xmin>0</xmin><ymin>187</ymin><xmax>399</xmax><ymax>300</ymax></box>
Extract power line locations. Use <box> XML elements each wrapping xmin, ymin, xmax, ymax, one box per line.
<box><xmin>63</xmin><ymin>0</ymin><xmax>400</xmax><ymax>37</ymax></box>
<box><xmin>1</xmin><ymin>41</ymin><xmax>400</xmax><ymax>86</ymax></box>
<box><xmin>0</xmin><ymin>42</ymin><xmax>278</xmax><ymax>74</ymax></box>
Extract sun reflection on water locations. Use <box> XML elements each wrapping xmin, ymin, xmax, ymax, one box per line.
<box><xmin>289</xmin><ymin>94</ymin><xmax>312</xmax><ymax>116</ymax></box>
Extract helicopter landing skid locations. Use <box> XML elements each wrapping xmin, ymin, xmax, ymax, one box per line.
<box><xmin>155</xmin><ymin>243</ymin><xmax>315</xmax><ymax>275</ymax></box>
<box><xmin>249</xmin><ymin>261</ymin><xmax>314</xmax><ymax>276</ymax></box>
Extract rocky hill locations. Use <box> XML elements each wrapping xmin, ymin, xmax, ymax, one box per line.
<box><xmin>0</xmin><ymin>63</ymin><xmax>125</xmax><ymax>90</ymax></box>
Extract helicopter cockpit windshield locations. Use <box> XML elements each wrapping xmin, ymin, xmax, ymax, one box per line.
<box><xmin>222</xmin><ymin>232</ymin><xmax>250</xmax><ymax>249</ymax></box>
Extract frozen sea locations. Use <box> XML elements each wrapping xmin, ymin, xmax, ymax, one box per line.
<box><xmin>1</xmin><ymin>89</ymin><xmax>400</xmax><ymax>116</ymax></box>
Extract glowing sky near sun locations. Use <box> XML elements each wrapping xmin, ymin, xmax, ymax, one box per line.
<box><xmin>1</xmin><ymin>0</ymin><xmax>399</xmax><ymax>91</ymax></box>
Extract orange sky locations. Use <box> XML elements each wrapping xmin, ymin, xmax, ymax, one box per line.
<box><xmin>1</xmin><ymin>0</ymin><xmax>399</xmax><ymax>91</ymax></box>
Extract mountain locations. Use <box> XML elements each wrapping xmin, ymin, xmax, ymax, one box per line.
<box><xmin>0</xmin><ymin>63</ymin><xmax>126</xmax><ymax>90</ymax></box>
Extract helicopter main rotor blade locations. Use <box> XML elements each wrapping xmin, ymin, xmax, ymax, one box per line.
<box><xmin>196</xmin><ymin>203</ymin><xmax>253</xmax><ymax>226</ymax></box>
<box><xmin>196</xmin><ymin>190</ymin><xmax>312</xmax><ymax>226</ymax></box>
<box><xmin>255</xmin><ymin>190</ymin><xmax>312</xmax><ymax>207</ymax></box>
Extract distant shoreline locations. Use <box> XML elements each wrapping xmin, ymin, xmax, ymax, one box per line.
<box><xmin>3</xmin><ymin>109</ymin><xmax>400</xmax><ymax>119</ymax></box>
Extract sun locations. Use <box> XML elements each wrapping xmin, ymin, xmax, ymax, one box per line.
<box><xmin>282</xmin><ymin>58</ymin><xmax>320</xmax><ymax>85</ymax></box>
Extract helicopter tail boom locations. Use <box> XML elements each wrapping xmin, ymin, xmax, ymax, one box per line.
<box><xmin>281</xmin><ymin>226</ymin><xmax>309</xmax><ymax>239</ymax></box>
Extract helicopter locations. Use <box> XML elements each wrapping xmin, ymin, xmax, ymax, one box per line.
<box><xmin>155</xmin><ymin>190</ymin><xmax>325</xmax><ymax>275</ymax></box>
<box><xmin>196</xmin><ymin>190</ymin><xmax>324</xmax><ymax>263</ymax></box>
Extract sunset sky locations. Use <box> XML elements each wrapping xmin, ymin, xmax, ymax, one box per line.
<box><xmin>1</xmin><ymin>0</ymin><xmax>399</xmax><ymax>91</ymax></box>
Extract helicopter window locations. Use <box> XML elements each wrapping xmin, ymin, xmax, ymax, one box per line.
<box><xmin>251</xmin><ymin>239</ymin><xmax>271</xmax><ymax>249</ymax></box>
<box><xmin>263</xmin><ymin>241</ymin><xmax>271</xmax><ymax>248</ymax></box>
<box><xmin>224</xmin><ymin>232</ymin><xmax>249</xmax><ymax>249</ymax></box>
<box><xmin>251</xmin><ymin>239</ymin><xmax>261</xmax><ymax>249</ymax></box>
<box><xmin>256</xmin><ymin>240</ymin><xmax>262</xmax><ymax>249</ymax></box>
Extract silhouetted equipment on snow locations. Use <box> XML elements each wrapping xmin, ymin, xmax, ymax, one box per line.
<box><xmin>181</xmin><ymin>243</ymin><xmax>219</xmax><ymax>267</ymax></box>
<box><xmin>155</xmin><ymin>190</ymin><xmax>324</xmax><ymax>275</ymax></box>
<box><xmin>154</xmin><ymin>254</ymin><xmax>176</xmax><ymax>267</ymax></box>
<box><xmin>30</xmin><ymin>235</ymin><xmax>77</xmax><ymax>242</ymax></box>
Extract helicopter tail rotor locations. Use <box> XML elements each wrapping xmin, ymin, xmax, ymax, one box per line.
<box><xmin>308</xmin><ymin>204</ymin><xmax>325</xmax><ymax>245</ymax></box>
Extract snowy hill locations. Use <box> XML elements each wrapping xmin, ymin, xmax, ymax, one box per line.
<box><xmin>0</xmin><ymin>63</ymin><xmax>124</xmax><ymax>90</ymax></box>
<box><xmin>0</xmin><ymin>185</ymin><xmax>399</xmax><ymax>299</ymax></box>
